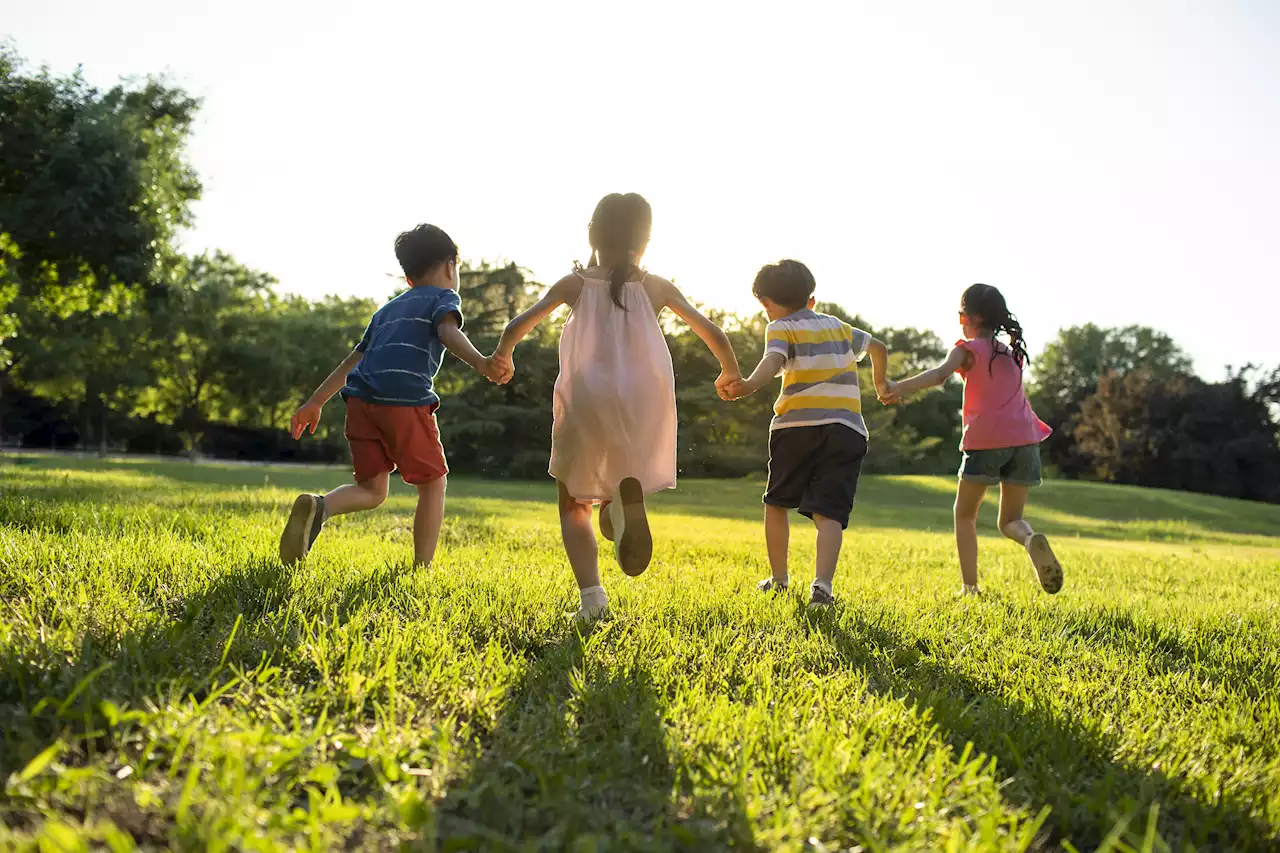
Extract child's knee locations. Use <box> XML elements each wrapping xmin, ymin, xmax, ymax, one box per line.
<box><xmin>360</xmin><ymin>475</ymin><xmax>389</xmax><ymax>506</ymax></box>
<box><xmin>811</xmin><ymin>512</ymin><xmax>843</xmax><ymax>532</ymax></box>
<box><xmin>953</xmin><ymin>500</ymin><xmax>978</xmax><ymax>522</ymax></box>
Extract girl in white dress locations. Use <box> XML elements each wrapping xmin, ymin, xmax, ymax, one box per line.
<box><xmin>497</xmin><ymin>193</ymin><xmax>741</xmax><ymax>621</ymax></box>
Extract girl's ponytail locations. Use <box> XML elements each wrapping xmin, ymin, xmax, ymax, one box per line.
<box><xmin>609</xmin><ymin>255</ymin><xmax>630</xmax><ymax>311</ymax></box>
<box><xmin>961</xmin><ymin>283</ymin><xmax>1029</xmax><ymax>375</ymax></box>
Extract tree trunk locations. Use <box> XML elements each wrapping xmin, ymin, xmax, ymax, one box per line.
<box><xmin>99</xmin><ymin>400</ymin><xmax>108</xmax><ymax>457</ymax></box>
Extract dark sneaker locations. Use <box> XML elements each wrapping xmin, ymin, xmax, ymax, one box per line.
<box><xmin>280</xmin><ymin>494</ymin><xmax>326</xmax><ymax>566</ymax></box>
<box><xmin>613</xmin><ymin>478</ymin><xmax>652</xmax><ymax>577</ymax></box>
<box><xmin>598</xmin><ymin>501</ymin><xmax>615</xmax><ymax>542</ymax></box>
<box><xmin>757</xmin><ymin>577</ymin><xmax>789</xmax><ymax>594</ymax></box>
<box><xmin>808</xmin><ymin>583</ymin><xmax>835</xmax><ymax>609</ymax></box>
<box><xmin>1025</xmin><ymin>533</ymin><xmax>1064</xmax><ymax>594</ymax></box>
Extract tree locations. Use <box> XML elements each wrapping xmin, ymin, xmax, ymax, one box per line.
<box><xmin>1074</xmin><ymin>366</ymin><xmax>1280</xmax><ymax>502</ymax></box>
<box><xmin>0</xmin><ymin>44</ymin><xmax>201</xmax><ymax>303</ymax></box>
<box><xmin>138</xmin><ymin>253</ymin><xmax>274</xmax><ymax>450</ymax></box>
<box><xmin>1031</xmin><ymin>324</ymin><xmax>1193</xmax><ymax>473</ymax></box>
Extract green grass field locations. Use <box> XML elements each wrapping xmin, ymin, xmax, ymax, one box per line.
<box><xmin>2</xmin><ymin>454</ymin><xmax>1278</xmax><ymax>852</ymax></box>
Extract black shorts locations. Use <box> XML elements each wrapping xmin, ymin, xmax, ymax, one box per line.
<box><xmin>764</xmin><ymin>424</ymin><xmax>868</xmax><ymax>529</ymax></box>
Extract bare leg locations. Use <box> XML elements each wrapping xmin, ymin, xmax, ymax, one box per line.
<box><xmin>997</xmin><ymin>483</ymin><xmax>1033</xmax><ymax>544</ymax></box>
<box><xmin>324</xmin><ymin>473</ymin><xmax>390</xmax><ymax>516</ymax></box>
<box><xmin>1001</xmin><ymin>482</ymin><xmax>1063</xmax><ymax>593</ymax></box>
<box><xmin>281</xmin><ymin>473</ymin><xmax>389</xmax><ymax>566</ymax></box>
<box><xmin>764</xmin><ymin>504</ymin><xmax>790</xmax><ymax>583</ymax></box>
<box><xmin>812</xmin><ymin>513</ymin><xmax>843</xmax><ymax>589</ymax></box>
<box><xmin>558</xmin><ymin>480</ymin><xmax>600</xmax><ymax>590</ymax></box>
<box><xmin>413</xmin><ymin>476</ymin><xmax>447</xmax><ymax>567</ymax></box>
<box><xmin>954</xmin><ymin>480</ymin><xmax>988</xmax><ymax>588</ymax></box>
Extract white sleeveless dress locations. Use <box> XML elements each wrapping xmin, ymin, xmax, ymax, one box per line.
<box><xmin>550</xmin><ymin>273</ymin><xmax>678</xmax><ymax>503</ymax></box>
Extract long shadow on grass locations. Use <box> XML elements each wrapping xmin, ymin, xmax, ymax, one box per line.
<box><xmin>435</xmin><ymin>632</ymin><xmax>759</xmax><ymax>851</ymax></box>
<box><xmin>803</xmin><ymin>606</ymin><xmax>1279</xmax><ymax>852</ymax></box>
<box><xmin>0</xmin><ymin>559</ymin><xmax>295</xmax><ymax>776</ymax></box>
<box><xmin>1006</xmin><ymin>601</ymin><xmax>1280</xmax><ymax>700</ymax></box>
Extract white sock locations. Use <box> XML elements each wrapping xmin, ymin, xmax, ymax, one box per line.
<box><xmin>579</xmin><ymin>585</ymin><xmax>608</xmax><ymax>610</ymax></box>
<box><xmin>1022</xmin><ymin>532</ymin><xmax>1036</xmax><ymax>548</ymax></box>
<box><xmin>812</xmin><ymin>578</ymin><xmax>833</xmax><ymax>596</ymax></box>
<box><xmin>773</xmin><ymin>574</ymin><xmax>790</xmax><ymax>588</ymax></box>
<box><xmin>962</xmin><ymin>583</ymin><xmax>981</xmax><ymax>595</ymax></box>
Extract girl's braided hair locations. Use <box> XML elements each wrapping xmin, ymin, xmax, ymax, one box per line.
<box><xmin>962</xmin><ymin>283</ymin><xmax>1028</xmax><ymax>375</ymax></box>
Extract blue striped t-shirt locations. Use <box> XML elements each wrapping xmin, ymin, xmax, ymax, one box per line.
<box><xmin>342</xmin><ymin>286</ymin><xmax>463</xmax><ymax>407</ymax></box>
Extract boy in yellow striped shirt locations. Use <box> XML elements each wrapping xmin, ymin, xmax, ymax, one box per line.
<box><xmin>723</xmin><ymin>260</ymin><xmax>889</xmax><ymax>608</ymax></box>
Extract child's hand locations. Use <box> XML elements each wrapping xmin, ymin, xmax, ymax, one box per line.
<box><xmin>290</xmin><ymin>401</ymin><xmax>323</xmax><ymax>439</ymax></box>
<box><xmin>722</xmin><ymin>379</ymin><xmax>751</xmax><ymax>401</ymax></box>
<box><xmin>876</xmin><ymin>380</ymin><xmax>901</xmax><ymax>405</ymax></box>
<box><xmin>491</xmin><ymin>351</ymin><xmax>515</xmax><ymax>384</ymax></box>
<box><xmin>480</xmin><ymin>356</ymin><xmax>512</xmax><ymax>385</ymax></box>
<box><xmin>714</xmin><ymin>370</ymin><xmax>741</xmax><ymax>401</ymax></box>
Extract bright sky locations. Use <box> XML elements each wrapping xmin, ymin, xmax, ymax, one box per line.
<box><xmin>6</xmin><ymin>1</ymin><xmax>1279</xmax><ymax>377</ymax></box>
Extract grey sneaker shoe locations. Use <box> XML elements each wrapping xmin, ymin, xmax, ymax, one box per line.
<box><xmin>808</xmin><ymin>583</ymin><xmax>835</xmax><ymax>609</ymax></box>
<box><xmin>757</xmin><ymin>577</ymin><xmax>789</xmax><ymax>594</ymax></box>
<box><xmin>280</xmin><ymin>494</ymin><xmax>326</xmax><ymax>566</ymax></box>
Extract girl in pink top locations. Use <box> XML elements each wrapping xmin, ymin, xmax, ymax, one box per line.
<box><xmin>883</xmin><ymin>284</ymin><xmax>1062</xmax><ymax>597</ymax></box>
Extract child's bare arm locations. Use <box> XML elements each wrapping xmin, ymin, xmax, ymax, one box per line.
<box><xmin>291</xmin><ymin>349</ymin><xmax>363</xmax><ymax>438</ymax></box>
<box><xmin>865</xmin><ymin>337</ymin><xmax>890</xmax><ymax>397</ymax></box>
<box><xmin>438</xmin><ymin>315</ymin><xmax>509</xmax><ymax>384</ymax></box>
<box><xmin>726</xmin><ymin>352</ymin><xmax>786</xmax><ymax>400</ymax></box>
<box><xmin>889</xmin><ymin>345</ymin><xmax>970</xmax><ymax>400</ymax></box>
<box><xmin>657</xmin><ymin>279</ymin><xmax>741</xmax><ymax>393</ymax></box>
<box><xmin>496</xmin><ymin>276</ymin><xmax>575</xmax><ymax>359</ymax></box>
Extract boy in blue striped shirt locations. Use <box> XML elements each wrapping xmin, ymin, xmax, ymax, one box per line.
<box><xmin>724</xmin><ymin>260</ymin><xmax>890</xmax><ymax>608</ymax></box>
<box><xmin>280</xmin><ymin>224</ymin><xmax>511</xmax><ymax>568</ymax></box>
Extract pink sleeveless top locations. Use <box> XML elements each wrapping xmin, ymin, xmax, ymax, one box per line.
<box><xmin>956</xmin><ymin>337</ymin><xmax>1052</xmax><ymax>451</ymax></box>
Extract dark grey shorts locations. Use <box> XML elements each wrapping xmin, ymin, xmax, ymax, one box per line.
<box><xmin>959</xmin><ymin>443</ymin><xmax>1042</xmax><ymax>487</ymax></box>
<box><xmin>765</xmin><ymin>424</ymin><xmax>868</xmax><ymax>529</ymax></box>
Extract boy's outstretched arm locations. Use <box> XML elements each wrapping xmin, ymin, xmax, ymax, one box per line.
<box><xmin>886</xmin><ymin>344</ymin><xmax>969</xmax><ymax>401</ymax></box>
<box><xmin>658</xmin><ymin>280</ymin><xmax>741</xmax><ymax>395</ymax></box>
<box><xmin>438</xmin><ymin>314</ymin><xmax>510</xmax><ymax>384</ymax></box>
<box><xmin>724</xmin><ymin>352</ymin><xmax>785</xmax><ymax>400</ymax></box>
<box><xmin>291</xmin><ymin>349</ymin><xmax>363</xmax><ymax>439</ymax></box>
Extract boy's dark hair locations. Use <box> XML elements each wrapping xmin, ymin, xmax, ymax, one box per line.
<box><xmin>395</xmin><ymin>224</ymin><xmax>458</xmax><ymax>279</ymax></box>
<box><xmin>961</xmin><ymin>283</ymin><xmax>1029</xmax><ymax>374</ymax></box>
<box><xmin>753</xmin><ymin>259</ymin><xmax>816</xmax><ymax>310</ymax></box>
<box><xmin>587</xmin><ymin>193</ymin><xmax>653</xmax><ymax>310</ymax></box>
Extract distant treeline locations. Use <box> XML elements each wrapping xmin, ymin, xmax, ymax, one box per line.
<box><xmin>2</xmin><ymin>43</ymin><xmax>1278</xmax><ymax>501</ymax></box>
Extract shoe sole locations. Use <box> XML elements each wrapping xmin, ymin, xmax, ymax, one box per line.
<box><xmin>280</xmin><ymin>494</ymin><xmax>318</xmax><ymax>566</ymax></box>
<box><xmin>1027</xmin><ymin>533</ymin><xmax>1063</xmax><ymax>594</ymax></box>
<box><xmin>614</xmin><ymin>478</ymin><xmax>652</xmax><ymax>577</ymax></box>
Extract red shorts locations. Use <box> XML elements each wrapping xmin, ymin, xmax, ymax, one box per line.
<box><xmin>343</xmin><ymin>397</ymin><xmax>448</xmax><ymax>485</ymax></box>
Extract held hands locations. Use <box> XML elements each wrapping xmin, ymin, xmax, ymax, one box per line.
<box><xmin>876</xmin><ymin>379</ymin><xmax>901</xmax><ymax>405</ymax></box>
<box><xmin>290</xmin><ymin>400</ymin><xmax>323</xmax><ymax>440</ymax></box>
<box><xmin>716</xmin><ymin>371</ymin><xmax>749</xmax><ymax>401</ymax></box>
<box><xmin>481</xmin><ymin>351</ymin><xmax>515</xmax><ymax>385</ymax></box>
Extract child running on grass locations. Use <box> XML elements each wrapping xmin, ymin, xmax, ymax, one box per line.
<box><xmin>723</xmin><ymin>260</ymin><xmax>889</xmax><ymax>609</ymax></box>
<box><xmin>280</xmin><ymin>224</ymin><xmax>511</xmax><ymax>568</ymax></box>
<box><xmin>495</xmin><ymin>193</ymin><xmax>741</xmax><ymax>622</ymax></box>
<box><xmin>880</xmin><ymin>283</ymin><xmax>1062</xmax><ymax>596</ymax></box>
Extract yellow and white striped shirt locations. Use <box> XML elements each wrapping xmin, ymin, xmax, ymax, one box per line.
<box><xmin>765</xmin><ymin>310</ymin><xmax>872</xmax><ymax>437</ymax></box>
